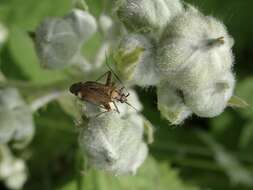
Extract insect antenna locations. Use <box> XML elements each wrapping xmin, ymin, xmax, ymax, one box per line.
<box><xmin>105</xmin><ymin>54</ymin><xmax>129</xmax><ymax>94</ymax></box>
<box><xmin>105</xmin><ymin>53</ymin><xmax>139</xmax><ymax>112</ymax></box>
<box><xmin>124</xmin><ymin>101</ymin><xmax>139</xmax><ymax>112</ymax></box>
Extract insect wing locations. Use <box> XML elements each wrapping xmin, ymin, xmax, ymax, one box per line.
<box><xmin>79</xmin><ymin>82</ymin><xmax>111</xmax><ymax>104</ymax></box>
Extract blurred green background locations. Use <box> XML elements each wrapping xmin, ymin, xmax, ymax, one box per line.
<box><xmin>0</xmin><ymin>0</ymin><xmax>253</xmax><ymax>190</ymax></box>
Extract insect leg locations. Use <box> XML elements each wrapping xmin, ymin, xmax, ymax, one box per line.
<box><xmin>94</xmin><ymin>110</ymin><xmax>109</xmax><ymax>118</ymax></box>
<box><xmin>103</xmin><ymin>103</ymin><xmax>112</xmax><ymax>112</ymax></box>
<box><xmin>84</xmin><ymin>101</ymin><xmax>108</xmax><ymax>111</ymax></box>
<box><xmin>95</xmin><ymin>71</ymin><xmax>111</xmax><ymax>82</ymax></box>
<box><xmin>105</xmin><ymin>71</ymin><xmax>112</xmax><ymax>86</ymax></box>
<box><xmin>113</xmin><ymin>101</ymin><xmax>120</xmax><ymax>114</ymax></box>
<box><xmin>94</xmin><ymin>103</ymin><xmax>112</xmax><ymax>117</ymax></box>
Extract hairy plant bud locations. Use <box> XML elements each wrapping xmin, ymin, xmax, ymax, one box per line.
<box><xmin>99</xmin><ymin>14</ymin><xmax>113</xmax><ymax>36</ymax></box>
<box><xmin>0</xmin><ymin>145</ymin><xmax>27</xmax><ymax>190</ymax></box>
<box><xmin>64</xmin><ymin>9</ymin><xmax>97</xmax><ymax>42</ymax></box>
<box><xmin>157</xmin><ymin>6</ymin><xmax>234</xmax><ymax>91</ymax></box>
<box><xmin>34</xmin><ymin>18</ymin><xmax>80</xmax><ymax>69</ymax></box>
<box><xmin>114</xmin><ymin>34</ymin><xmax>160</xmax><ymax>86</ymax></box>
<box><xmin>79</xmin><ymin>90</ymin><xmax>148</xmax><ymax>175</ymax></box>
<box><xmin>116</xmin><ymin>0</ymin><xmax>183</xmax><ymax>37</ymax></box>
<box><xmin>155</xmin><ymin>6</ymin><xmax>236</xmax><ymax>119</ymax></box>
<box><xmin>184</xmin><ymin>72</ymin><xmax>235</xmax><ymax>117</ymax></box>
<box><xmin>34</xmin><ymin>9</ymin><xmax>97</xmax><ymax>69</ymax></box>
<box><xmin>157</xmin><ymin>82</ymin><xmax>192</xmax><ymax>125</ymax></box>
<box><xmin>0</xmin><ymin>88</ymin><xmax>34</xmax><ymax>148</ymax></box>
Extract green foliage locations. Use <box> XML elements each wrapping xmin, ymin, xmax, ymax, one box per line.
<box><xmin>60</xmin><ymin>157</ymin><xmax>199</xmax><ymax>190</ymax></box>
<box><xmin>0</xmin><ymin>0</ymin><xmax>253</xmax><ymax>190</ymax></box>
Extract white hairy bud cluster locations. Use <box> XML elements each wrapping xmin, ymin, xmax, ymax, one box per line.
<box><xmin>0</xmin><ymin>88</ymin><xmax>34</xmax><ymax>148</ymax></box>
<box><xmin>157</xmin><ymin>7</ymin><xmax>235</xmax><ymax>118</ymax></box>
<box><xmin>0</xmin><ymin>145</ymin><xmax>27</xmax><ymax>190</ymax></box>
<box><xmin>78</xmin><ymin>90</ymin><xmax>148</xmax><ymax>175</ymax></box>
<box><xmin>114</xmin><ymin>0</ymin><xmax>183</xmax><ymax>86</ymax></box>
<box><xmin>115</xmin><ymin>1</ymin><xmax>236</xmax><ymax>123</ymax></box>
<box><xmin>34</xmin><ymin>9</ymin><xmax>97</xmax><ymax>69</ymax></box>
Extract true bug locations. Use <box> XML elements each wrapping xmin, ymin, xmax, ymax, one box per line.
<box><xmin>69</xmin><ymin>61</ymin><xmax>136</xmax><ymax>114</ymax></box>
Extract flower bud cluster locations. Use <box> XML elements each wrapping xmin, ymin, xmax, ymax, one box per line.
<box><xmin>0</xmin><ymin>145</ymin><xmax>27</xmax><ymax>190</ymax></box>
<box><xmin>78</xmin><ymin>90</ymin><xmax>148</xmax><ymax>175</ymax></box>
<box><xmin>0</xmin><ymin>88</ymin><xmax>34</xmax><ymax>148</ymax></box>
<box><xmin>115</xmin><ymin>1</ymin><xmax>236</xmax><ymax>123</ymax></box>
<box><xmin>34</xmin><ymin>9</ymin><xmax>97</xmax><ymax>69</ymax></box>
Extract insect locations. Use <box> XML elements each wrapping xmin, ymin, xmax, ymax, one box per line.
<box><xmin>69</xmin><ymin>65</ymin><xmax>136</xmax><ymax>114</ymax></box>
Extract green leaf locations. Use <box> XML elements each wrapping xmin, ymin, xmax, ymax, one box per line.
<box><xmin>198</xmin><ymin>132</ymin><xmax>253</xmax><ymax>187</ymax></box>
<box><xmin>228</xmin><ymin>95</ymin><xmax>249</xmax><ymax>108</ymax></box>
<box><xmin>60</xmin><ymin>157</ymin><xmax>199</xmax><ymax>190</ymax></box>
<box><xmin>114</xmin><ymin>47</ymin><xmax>144</xmax><ymax>80</ymax></box>
<box><xmin>74</xmin><ymin>0</ymin><xmax>89</xmax><ymax>11</ymax></box>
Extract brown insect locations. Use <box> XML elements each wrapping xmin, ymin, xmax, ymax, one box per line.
<box><xmin>69</xmin><ymin>70</ymin><xmax>135</xmax><ymax>114</ymax></box>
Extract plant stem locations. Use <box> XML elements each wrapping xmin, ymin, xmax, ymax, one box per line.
<box><xmin>30</xmin><ymin>90</ymin><xmax>64</xmax><ymax>112</ymax></box>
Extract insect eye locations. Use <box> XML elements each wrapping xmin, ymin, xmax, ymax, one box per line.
<box><xmin>69</xmin><ymin>83</ymin><xmax>81</xmax><ymax>94</ymax></box>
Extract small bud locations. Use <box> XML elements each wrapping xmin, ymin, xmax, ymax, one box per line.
<box><xmin>157</xmin><ymin>82</ymin><xmax>192</xmax><ymax>125</ymax></box>
<box><xmin>114</xmin><ymin>34</ymin><xmax>160</xmax><ymax>86</ymax></box>
<box><xmin>34</xmin><ymin>9</ymin><xmax>97</xmax><ymax>69</ymax></box>
<box><xmin>184</xmin><ymin>72</ymin><xmax>235</xmax><ymax>117</ymax></box>
<box><xmin>116</xmin><ymin>0</ymin><xmax>183</xmax><ymax>38</ymax></box>
<box><xmin>0</xmin><ymin>145</ymin><xmax>27</xmax><ymax>190</ymax></box>
<box><xmin>64</xmin><ymin>9</ymin><xmax>97</xmax><ymax>42</ymax></box>
<box><xmin>99</xmin><ymin>14</ymin><xmax>113</xmax><ymax>36</ymax></box>
<box><xmin>0</xmin><ymin>88</ymin><xmax>34</xmax><ymax>147</ymax></box>
<box><xmin>34</xmin><ymin>18</ymin><xmax>80</xmax><ymax>69</ymax></box>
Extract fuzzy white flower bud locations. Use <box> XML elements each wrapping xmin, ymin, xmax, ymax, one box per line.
<box><xmin>78</xmin><ymin>90</ymin><xmax>148</xmax><ymax>175</ymax></box>
<box><xmin>0</xmin><ymin>145</ymin><xmax>27</xmax><ymax>190</ymax></box>
<box><xmin>155</xmin><ymin>6</ymin><xmax>236</xmax><ymax>118</ymax></box>
<box><xmin>64</xmin><ymin>9</ymin><xmax>97</xmax><ymax>42</ymax></box>
<box><xmin>117</xmin><ymin>0</ymin><xmax>183</xmax><ymax>37</ymax></box>
<box><xmin>99</xmin><ymin>14</ymin><xmax>113</xmax><ymax>36</ymax></box>
<box><xmin>157</xmin><ymin>6</ymin><xmax>234</xmax><ymax>92</ymax></box>
<box><xmin>114</xmin><ymin>34</ymin><xmax>160</xmax><ymax>86</ymax></box>
<box><xmin>157</xmin><ymin>82</ymin><xmax>192</xmax><ymax>125</ymax></box>
<box><xmin>34</xmin><ymin>9</ymin><xmax>97</xmax><ymax>69</ymax></box>
<box><xmin>35</xmin><ymin>18</ymin><xmax>80</xmax><ymax>69</ymax></box>
<box><xmin>0</xmin><ymin>88</ymin><xmax>34</xmax><ymax>147</ymax></box>
<box><xmin>79</xmin><ymin>113</ymin><xmax>148</xmax><ymax>175</ymax></box>
<box><xmin>184</xmin><ymin>72</ymin><xmax>235</xmax><ymax>117</ymax></box>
